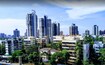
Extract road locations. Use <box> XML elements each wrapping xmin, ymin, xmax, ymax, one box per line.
<box><xmin>0</xmin><ymin>61</ymin><xmax>19</xmax><ymax>65</ymax></box>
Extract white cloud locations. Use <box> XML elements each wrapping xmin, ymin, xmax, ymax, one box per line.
<box><xmin>48</xmin><ymin>0</ymin><xmax>105</xmax><ymax>19</ymax></box>
<box><xmin>66</xmin><ymin>7</ymin><xmax>105</xmax><ymax>19</ymax></box>
<box><xmin>0</xmin><ymin>18</ymin><xmax>26</xmax><ymax>35</ymax></box>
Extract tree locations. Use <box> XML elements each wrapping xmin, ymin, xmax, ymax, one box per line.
<box><xmin>46</xmin><ymin>43</ymin><xmax>51</xmax><ymax>48</ymax></box>
<box><xmin>57</xmin><ymin>41</ymin><xmax>62</xmax><ymax>50</ymax></box>
<box><xmin>83</xmin><ymin>60</ymin><xmax>94</xmax><ymax>65</ymax></box>
<box><xmin>62</xmin><ymin>50</ymin><xmax>69</xmax><ymax>65</ymax></box>
<box><xmin>75</xmin><ymin>41</ymin><xmax>83</xmax><ymax>65</ymax></box>
<box><xmin>28</xmin><ymin>52</ymin><xmax>39</xmax><ymax>65</ymax></box>
<box><xmin>0</xmin><ymin>44</ymin><xmax>5</xmax><ymax>55</ymax></box>
<box><xmin>84</xmin><ymin>35</ymin><xmax>94</xmax><ymax>44</ymax></box>
<box><xmin>9</xmin><ymin>50</ymin><xmax>23</xmax><ymax>62</ymax></box>
<box><xmin>50</xmin><ymin>53</ymin><xmax>57</xmax><ymax>65</ymax></box>
<box><xmin>84</xmin><ymin>35</ymin><xmax>100</xmax><ymax>65</ymax></box>
<box><xmin>25</xmin><ymin>44</ymin><xmax>38</xmax><ymax>55</ymax></box>
<box><xmin>89</xmin><ymin>44</ymin><xmax>99</xmax><ymax>65</ymax></box>
<box><xmin>50</xmin><ymin>50</ymin><xmax>69</xmax><ymax>65</ymax></box>
<box><xmin>96</xmin><ymin>36</ymin><xmax>103</xmax><ymax>41</ymax></box>
<box><xmin>21</xmin><ymin>54</ymin><xmax>28</xmax><ymax>63</ymax></box>
<box><xmin>98</xmin><ymin>48</ymin><xmax>105</xmax><ymax>65</ymax></box>
<box><xmin>20</xmin><ymin>44</ymin><xmax>29</xmax><ymax>63</ymax></box>
<box><xmin>51</xmin><ymin>42</ymin><xmax>62</xmax><ymax>50</ymax></box>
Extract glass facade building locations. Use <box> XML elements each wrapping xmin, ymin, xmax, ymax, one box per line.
<box><xmin>13</xmin><ymin>29</ymin><xmax>20</xmax><ymax>38</ymax></box>
<box><xmin>93</xmin><ymin>25</ymin><xmax>99</xmax><ymax>36</ymax></box>
<box><xmin>69</xmin><ymin>24</ymin><xmax>79</xmax><ymax>35</ymax></box>
<box><xmin>26</xmin><ymin>11</ymin><xmax>38</xmax><ymax>37</ymax></box>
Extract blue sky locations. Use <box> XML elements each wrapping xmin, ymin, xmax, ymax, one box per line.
<box><xmin>0</xmin><ymin>0</ymin><xmax>105</xmax><ymax>36</ymax></box>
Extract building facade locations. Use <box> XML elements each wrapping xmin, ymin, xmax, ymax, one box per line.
<box><xmin>0</xmin><ymin>33</ymin><xmax>7</xmax><ymax>39</ymax></box>
<box><xmin>57</xmin><ymin>23</ymin><xmax>60</xmax><ymax>35</ymax></box>
<box><xmin>69</xmin><ymin>24</ymin><xmax>79</xmax><ymax>35</ymax></box>
<box><xmin>26</xmin><ymin>10</ymin><xmax>38</xmax><ymax>38</ymax></box>
<box><xmin>13</xmin><ymin>29</ymin><xmax>20</xmax><ymax>38</ymax></box>
<box><xmin>39</xmin><ymin>18</ymin><xmax>44</xmax><ymax>38</ymax></box>
<box><xmin>93</xmin><ymin>41</ymin><xmax>104</xmax><ymax>55</ymax></box>
<box><xmin>4</xmin><ymin>38</ymin><xmax>22</xmax><ymax>55</ymax></box>
<box><xmin>39</xmin><ymin>16</ymin><xmax>54</xmax><ymax>43</ymax></box>
<box><xmin>93</xmin><ymin>25</ymin><xmax>99</xmax><ymax>36</ymax></box>
<box><xmin>61</xmin><ymin>36</ymin><xmax>83</xmax><ymax>65</ymax></box>
<box><xmin>83</xmin><ymin>43</ymin><xmax>90</xmax><ymax>61</ymax></box>
<box><xmin>85</xmin><ymin>30</ymin><xmax>90</xmax><ymax>35</ymax></box>
<box><xmin>52</xmin><ymin>23</ymin><xmax>58</xmax><ymax>36</ymax></box>
<box><xmin>99</xmin><ymin>30</ymin><xmax>105</xmax><ymax>35</ymax></box>
<box><xmin>39</xmin><ymin>16</ymin><xmax>52</xmax><ymax>37</ymax></box>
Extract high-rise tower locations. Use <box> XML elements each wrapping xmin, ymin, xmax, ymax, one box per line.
<box><xmin>85</xmin><ymin>30</ymin><xmax>90</xmax><ymax>35</ymax></box>
<box><xmin>93</xmin><ymin>25</ymin><xmax>99</xmax><ymax>36</ymax></box>
<box><xmin>26</xmin><ymin>10</ymin><xmax>38</xmax><ymax>37</ymax></box>
<box><xmin>57</xmin><ymin>23</ymin><xmax>60</xmax><ymax>35</ymax></box>
<box><xmin>69</xmin><ymin>23</ymin><xmax>79</xmax><ymax>35</ymax></box>
<box><xmin>13</xmin><ymin>29</ymin><xmax>20</xmax><ymax>38</ymax></box>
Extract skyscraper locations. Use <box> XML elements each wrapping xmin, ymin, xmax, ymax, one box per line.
<box><xmin>47</xmin><ymin>19</ymin><xmax>52</xmax><ymax>37</ymax></box>
<box><xmin>57</xmin><ymin>23</ymin><xmax>60</xmax><ymax>35</ymax></box>
<box><xmin>39</xmin><ymin>16</ymin><xmax>52</xmax><ymax>43</ymax></box>
<box><xmin>93</xmin><ymin>25</ymin><xmax>99</xmax><ymax>36</ymax></box>
<box><xmin>13</xmin><ymin>29</ymin><xmax>20</xmax><ymax>38</ymax></box>
<box><xmin>26</xmin><ymin>10</ymin><xmax>38</xmax><ymax>38</ymax></box>
<box><xmin>99</xmin><ymin>30</ymin><xmax>105</xmax><ymax>35</ymax></box>
<box><xmin>39</xmin><ymin>18</ymin><xmax>44</xmax><ymax>38</ymax></box>
<box><xmin>24</xmin><ymin>29</ymin><xmax>27</xmax><ymax>37</ymax></box>
<box><xmin>39</xmin><ymin>16</ymin><xmax>52</xmax><ymax>37</ymax></box>
<box><xmin>39</xmin><ymin>15</ymin><xmax>60</xmax><ymax>40</ymax></box>
<box><xmin>85</xmin><ymin>30</ymin><xmax>90</xmax><ymax>35</ymax></box>
<box><xmin>0</xmin><ymin>33</ymin><xmax>7</xmax><ymax>39</ymax></box>
<box><xmin>52</xmin><ymin>23</ymin><xmax>57</xmax><ymax>36</ymax></box>
<box><xmin>69</xmin><ymin>23</ymin><xmax>79</xmax><ymax>35</ymax></box>
<box><xmin>44</xmin><ymin>15</ymin><xmax>48</xmax><ymax>36</ymax></box>
<box><xmin>52</xmin><ymin>22</ymin><xmax>60</xmax><ymax>36</ymax></box>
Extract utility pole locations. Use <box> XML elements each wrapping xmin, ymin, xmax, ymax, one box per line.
<box><xmin>19</xmin><ymin>56</ymin><xmax>22</xmax><ymax>65</ymax></box>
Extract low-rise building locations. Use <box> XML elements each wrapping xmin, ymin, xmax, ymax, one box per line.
<box><xmin>83</xmin><ymin>43</ymin><xmax>90</xmax><ymax>61</ymax></box>
<box><xmin>40</xmin><ymin>48</ymin><xmax>58</xmax><ymax>62</ymax></box>
<box><xmin>2</xmin><ymin>38</ymin><xmax>23</xmax><ymax>55</ymax></box>
<box><xmin>24</xmin><ymin>36</ymin><xmax>47</xmax><ymax>48</ymax></box>
<box><xmin>53</xmin><ymin>36</ymin><xmax>63</xmax><ymax>43</ymax></box>
<box><xmin>93</xmin><ymin>41</ymin><xmax>104</xmax><ymax>55</ymax></box>
<box><xmin>62</xmin><ymin>36</ymin><xmax>83</xmax><ymax>65</ymax></box>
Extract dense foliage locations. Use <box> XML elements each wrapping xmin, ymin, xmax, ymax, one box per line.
<box><xmin>50</xmin><ymin>50</ymin><xmax>69</xmax><ymax>65</ymax></box>
<box><xmin>51</xmin><ymin>42</ymin><xmax>62</xmax><ymax>51</ymax></box>
<box><xmin>83</xmin><ymin>35</ymin><xmax>103</xmax><ymax>65</ymax></box>
<box><xmin>99</xmin><ymin>48</ymin><xmax>105</xmax><ymax>65</ymax></box>
<box><xmin>75</xmin><ymin>41</ymin><xmax>83</xmax><ymax>65</ymax></box>
<box><xmin>0</xmin><ymin>44</ymin><xmax>5</xmax><ymax>55</ymax></box>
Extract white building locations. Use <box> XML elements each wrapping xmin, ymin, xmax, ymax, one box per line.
<box><xmin>83</xmin><ymin>43</ymin><xmax>90</xmax><ymax>61</ymax></box>
<box><xmin>93</xmin><ymin>41</ymin><xmax>104</xmax><ymax>55</ymax></box>
<box><xmin>40</xmin><ymin>48</ymin><xmax>58</xmax><ymax>62</ymax></box>
<box><xmin>61</xmin><ymin>35</ymin><xmax>83</xmax><ymax>65</ymax></box>
<box><xmin>3</xmin><ymin>38</ymin><xmax>22</xmax><ymax>55</ymax></box>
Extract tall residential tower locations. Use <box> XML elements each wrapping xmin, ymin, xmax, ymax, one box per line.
<box><xmin>26</xmin><ymin>10</ymin><xmax>38</xmax><ymax>37</ymax></box>
<box><xmin>13</xmin><ymin>29</ymin><xmax>20</xmax><ymax>38</ymax></box>
<box><xmin>69</xmin><ymin>23</ymin><xmax>79</xmax><ymax>35</ymax></box>
<box><xmin>93</xmin><ymin>25</ymin><xmax>99</xmax><ymax>36</ymax></box>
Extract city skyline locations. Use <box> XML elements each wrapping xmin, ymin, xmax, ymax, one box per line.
<box><xmin>0</xmin><ymin>0</ymin><xmax>105</xmax><ymax>35</ymax></box>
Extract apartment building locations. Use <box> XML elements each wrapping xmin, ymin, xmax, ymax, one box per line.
<box><xmin>62</xmin><ymin>36</ymin><xmax>83</xmax><ymax>65</ymax></box>
<box><xmin>3</xmin><ymin>38</ymin><xmax>22</xmax><ymax>55</ymax></box>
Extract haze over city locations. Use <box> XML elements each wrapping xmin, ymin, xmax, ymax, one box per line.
<box><xmin>0</xmin><ymin>0</ymin><xmax>105</xmax><ymax>35</ymax></box>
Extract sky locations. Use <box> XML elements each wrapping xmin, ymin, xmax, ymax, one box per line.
<box><xmin>0</xmin><ymin>0</ymin><xmax>105</xmax><ymax>36</ymax></box>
